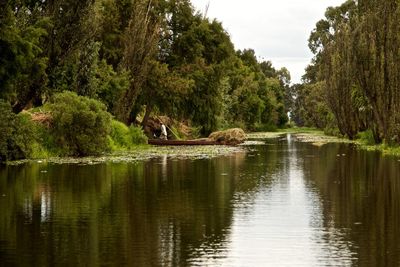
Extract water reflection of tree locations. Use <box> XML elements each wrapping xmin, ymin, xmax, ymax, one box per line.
<box><xmin>0</xmin><ymin>152</ymin><xmax>254</xmax><ymax>266</ymax></box>
<box><xmin>302</xmin><ymin>143</ymin><xmax>400</xmax><ymax>266</ymax></box>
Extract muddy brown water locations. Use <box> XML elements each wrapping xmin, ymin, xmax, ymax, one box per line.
<box><xmin>0</xmin><ymin>134</ymin><xmax>399</xmax><ymax>266</ymax></box>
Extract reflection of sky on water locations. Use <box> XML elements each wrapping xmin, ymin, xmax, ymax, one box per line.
<box><xmin>41</xmin><ymin>190</ymin><xmax>51</xmax><ymax>222</ymax></box>
<box><xmin>188</xmin><ymin>135</ymin><xmax>356</xmax><ymax>266</ymax></box>
<box><xmin>158</xmin><ymin>221</ymin><xmax>181</xmax><ymax>266</ymax></box>
<box><xmin>22</xmin><ymin>186</ymin><xmax>52</xmax><ymax>223</ymax></box>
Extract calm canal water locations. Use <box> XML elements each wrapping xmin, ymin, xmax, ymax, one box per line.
<box><xmin>1</xmin><ymin>134</ymin><xmax>400</xmax><ymax>266</ymax></box>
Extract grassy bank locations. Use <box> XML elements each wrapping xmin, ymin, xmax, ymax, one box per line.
<box><xmin>355</xmin><ymin>141</ymin><xmax>400</xmax><ymax>157</ymax></box>
<box><xmin>249</xmin><ymin>127</ymin><xmax>400</xmax><ymax>158</ymax></box>
<box><xmin>6</xmin><ymin>114</ymin><xmax>400</xmax><ymax>165</ymax></box>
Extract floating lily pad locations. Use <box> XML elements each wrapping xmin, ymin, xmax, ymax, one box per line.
<box><xmin>6</xmin><ymin>145</ymin><xmax>247</xmax><ymax>165</ymax></box>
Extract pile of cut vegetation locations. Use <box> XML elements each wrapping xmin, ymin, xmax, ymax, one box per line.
<box><xmin>143</xmin><ymin>116</ymin><xmax>195</xmax><ymax>140</ymax></box>
<box><xmin>208</xmin><ymin>128</ymin><xmax>246</xmax><ymax>145</ymax></box>
<box><xmin>29</xmin><ymin>111</ymin><xmax>53</xmax><ymax>127</ymax></box>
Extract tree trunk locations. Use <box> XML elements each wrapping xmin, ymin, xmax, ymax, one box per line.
<box><xmin>114</xmin><ymin>0</ymin><xmax>159</xmax><ymax>124</ymax></box>
<box><xmin>141</xmin><ymin>104</ymin><xmax>153</xmax><ymax>127</ymax></box>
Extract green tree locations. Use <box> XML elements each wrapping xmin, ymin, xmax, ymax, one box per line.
<box><xmin>321</xmin><ymin>22</ymin><xmax>362</xmax><ymax>139</ymax></box>
<box><xmin>44</xmin><ymin>0</ymin><xmax>97</xmax><ymax>91</ymax></box>
<box><xmin>230</xmin><ymin>49</ymin><xmax>289</xmax><ymax>129</ymax></box>
<box><xmin>113</xmin><ymin>0</ymin><xmax>161</xmax><ymax>124</ymax></box>
<box><xmin>134</xmin><ymin>60</ymin><xmax>194</xmax><ymax>127</ymax></box>
<box><xmin>0</xmin><ymin>2</ymin><xmax>48</xmax><ymax>111</ymax></box>
<box><xmin>292</xmin><ymin>82</ymin><xmax>332</xmax><ymax>129</ymax></box>
<box><xmin>157</xmin><ymin>5</ymin><xmax>237</xmax><ymax>134</ymax></box>
<box><xmin>97</xmin><ymin>0</ymin><xmax>134</xmax><ymax>68</ymax></box>
<box><xmin>354</xmin><ymin>0</ymin><xmax>400</xmax><ymax>143</ymax></box>
<box><xmin>298</xmin><ymin>0</ymin><xmax>364</xmax><ymax>137</ymax></box>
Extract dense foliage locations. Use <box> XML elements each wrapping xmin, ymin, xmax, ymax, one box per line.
<box><xmin>45</xmin><ymin>92</ymin><xmax>112</xmax><ymax>156</ymax></box>
<box><xmin>293</xmin><ymin>0</ymin><xmax>400</xmax><ymax>144</ymax></box>
<box><xmin>0</xmin><ymin>0</ymin><xmax>289</xmax><ymax>160</ymax></box>
<box><xmin>0</xmin><ymin>101</ymin><xmax>39</xmax><ymax>160</ymax></box>
<box><xmin>109</xmin><ymin>120</ymin><xmax>148</xmax><ymax>150</ymax></box>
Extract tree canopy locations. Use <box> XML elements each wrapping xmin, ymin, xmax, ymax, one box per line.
<box><xmin>0</xmin><ymin>0</ymin><xmax>290</xmax><ymax>137</ymax></box>
<box><xmin>293</xmin><ymin>0</ymin><xmax>400</xmax><ymax>144</ymax></box>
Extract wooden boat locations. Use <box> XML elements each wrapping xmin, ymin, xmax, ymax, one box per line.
<box><xmin>148</xmin><ymin>139</ymin><xmax>221</xmax><ymax>146</ymax></box>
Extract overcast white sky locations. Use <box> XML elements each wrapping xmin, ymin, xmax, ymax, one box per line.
<box><xmin>190</xmin><ymin>0</ymin><xmax>345</xmax><ymax>83</ymax></box>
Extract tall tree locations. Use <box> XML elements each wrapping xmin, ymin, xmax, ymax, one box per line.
<box><xmin>299</xmin><ymin>0</ymin><xmax>364</xmax><ymax>137</ymax></box>
<box><xmin>321</xmin><ymin>22</ymin><xmax>362</xmax><ymax>139</ymax></box>
<box><xmin>0</xmin><ymin>1</ymin><xmax>49</xmax><ymax>112</ymax></box>
<box><xmin>354</xmin><ymin>0</ymin><xmax>400</xmax><ymax>143</ymax></box>
<box><xmin>43</xmin><ymin>0</ymin><xmax>97</xmax><ymax>92</ymax></box>
<box><xmin>114</xmin><ymin>0</ymin><xmax>160</xmax><ymax>124</ymax></box>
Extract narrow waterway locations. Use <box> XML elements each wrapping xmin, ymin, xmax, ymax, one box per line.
<box><xmin>1</xmin><ymin>135</ymin><xmax>400</xmax><ymax>266</ymax></box>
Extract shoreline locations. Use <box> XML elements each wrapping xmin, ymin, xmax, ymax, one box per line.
<box><xmin>249</xmin><ymin>128</ymin><xmax>400</xmax><ymax>158</ymax></box>
<box><xmin>4</xmin><ymin>145</ymin><xmax>247</xmax><ymax>166</ymax></box>
<box><xmin>5</xmin><ymin>127</ymin><xmax>400</xmax><ymax>165</ymax></box>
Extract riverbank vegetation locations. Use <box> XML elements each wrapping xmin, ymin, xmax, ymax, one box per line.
<box><xmin>292</xmin><ymin>0</ymin><xmax>400</xmax><ymax>153</ymax></box>
<box><xmin>0</xmin><ymin>0</ymin><xmax>290</xmax><ymax>162</ymax></box>
<box><xmin>0</xmin><ymin>92</ymin><xmax>149</xmax><ymax>161</ymax></box>
<box><xmin>5</xmin><ymin>0</ymin><xmax>400</xmax><ymax>162</ymax></box>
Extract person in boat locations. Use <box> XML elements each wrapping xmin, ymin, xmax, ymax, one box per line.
<box><xmin>160</xmin><ymin>123</ymin><xmax>168</xmax><ymax>140</ymax></box>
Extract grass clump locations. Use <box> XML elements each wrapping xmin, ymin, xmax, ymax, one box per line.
<box><xmin>109</xmin><ymin>120</ymin><xmax>148</xmax><ymax>150</ymax></box>
<box><xmin>109</xmin><ymin>120</ymin><xmax>132</xmax><ymax>149</ymax></box>
<box><xmin>324</xmin><ymin>127</ymin><xmax>343</xmax><ymax>137</ymax></box>
<box><xmin>129</xmin><ymin>125</ymin><xmax>148</xmax><ymax>145</ymax></box>
<box><xmin>354</xmin><ymin>129</ymin><xmax>400</xmax><ymax>157</ymax></box>
<box><xmin>357</xmin><ymin>129</ymin><xmax>376</xmax><ymax>145</ymax></box>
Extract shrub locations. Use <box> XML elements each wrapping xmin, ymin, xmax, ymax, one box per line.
<box><xmin>0</xmin><ymin>101</ymin><xmax>15</xmax><ymax>161</ymax></box>
<box><xmin>45</xmin><ymin>91</ymin><xmax>112</xmax><ymax>156</ymax></box>
<box><xmin>110</xmin><ymin>120</ymin><xmax>131</xmax><ymax>149</ymax></box>
<box><xmin>10</xmin><ymin>113</ymin><xmax>39</xmax><ymax>159</ymax></box>
<box><xmin>286</xmin><ymin>121</ymin><xmax>296</xmax><ymax>128</ymax></box>
<box><xmin>0</xmin><ymin>101</ymin><xmax>40</xmax><ymax>161</ymax></box>
<box><xmin>324</xmin><ymin>127</ymin><xmax>342</xmax><ymax>137</ymax></box>
<box><xmin>358</xmin><ymin>129</ymin><xmax>376</xmax><ymax>145</ymax></box>
<box><xmin>128</xmin><ymin>125</ymin><xmax>148</xmax><ymax>145</ymax></box>
<box><xmin>109</xmin><ymin>120</ymin><xmax>148</xmax><ymax>150</ymax></box>
<box><xmin>31</xmin><ymin>121</ymin><xmax>60</xmax><ymax>158</ymax></box>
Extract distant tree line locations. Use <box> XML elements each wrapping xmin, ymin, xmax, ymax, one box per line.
<box><xmin>0</xmin><ymin>0</ymin><xmax>289</xmax><ymax>137</ymax></box>
<box><xmin>293</xmin><ymin>0</ymin><xmax>400</xmax><ymax>144</ymax></box>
